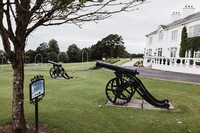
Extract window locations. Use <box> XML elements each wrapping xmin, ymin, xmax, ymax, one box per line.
<box><xmin>149</xmin><ymin>49</ymin><xmax>152</xmax><ymax>56</ymax></box>
<box><xmin>194</xmin><ymin>50</ymin><xmax>200</xmax><ymax>58</ymax></box>
<box><xmin>149</xmin><ymin>37</ymin><xmax>153</xmax><ymax>44</ymax></box>
<box><xmin>157</xmin><ymin>48</ymin><xmax>162</xmax><ymax>57</ymax></box>
<box><xmin>188</xmin><ymin>25</ymin><xmax>200</xmax><ymax>37</ymax></box>
<box><xmin>145</xmin><ymin>49</ymin><xmax>152</xmax><ymax>56</ymax></box>
<box><xmin>171</xmin><ymin>30</ymin><xmax>178</xmax><ymax>40</ymax></box>
<box><xmin>193</xmin><ymin>25</ymin><xmax>200</xmax><ymax>36</ymax></box>
<box><xmin>188</xmin><ymin>26</ymin><xmax>193</xmax><ymax>37</ymax></box>
<box><xmin>154</xmin><ymin>52</ymin><xmax>157</xmax><ymax>57</ymax></box>
<box><xmin>170</xmin><ymin>47</ymin><xmax>177</xmax><ymax>57</ymax></box>
<box><xmin>159</xmin><ymin>30</ymin><xmax>163</xmax><ymax>40</ymax></box>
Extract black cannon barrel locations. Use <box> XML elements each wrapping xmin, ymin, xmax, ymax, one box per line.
<box><xmin>48</xmin><ymin>60</ymin><xmax>62</xmax><ymax>67</ymax></box>
<box><xmin>96</xmin><ymin>60</ymin><xmax>139</xmax><ymax>76</ymax></box>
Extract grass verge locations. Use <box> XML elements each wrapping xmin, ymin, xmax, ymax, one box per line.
<box><xmin>0</xmin><ymin>63</ymin><xmax>200</xmax><ymax>133</ymax></box>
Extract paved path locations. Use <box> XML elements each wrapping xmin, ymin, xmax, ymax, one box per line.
<box><xmin>136</xmin><ymin>67</ymin><xmax>200</xmax><ymax>84</ymax></box>
<box><xmin>121</xmin><ymin>59</ymin><xmax>200</xmax><ymax>84</ymax></box>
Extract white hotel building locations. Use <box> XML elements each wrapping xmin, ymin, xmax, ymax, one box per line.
<box><xmin>143</xmin><ymin>5</ymin><xmax>200</xmax><ymax>74</ymax></box>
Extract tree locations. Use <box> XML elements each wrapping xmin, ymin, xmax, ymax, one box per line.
<box><xmin>67</xmin><ymin>44</ymin><xmax>81</xmax><ymax>62</ymax></box>
<box><xmin>114</xmin><ymin>45</ymin><xmax>128</xmax><ymax>58</ymax></box>
<box><xmin>48</xmin><ymin>39</ymin><xmax>60</xmax><ymax>55</ymax></box>
<box><xmin>101</xmin><ymin>34</ymin><xmax>124</xmax><ymax>58</ymax></box>
<box><xmin>90</xmin><ymin>40</ymin><xmax>109</xmax><ymax>60</ymax></box>
<box><xmin>25</xmin><ymin>50</ymin><xmax>37</xmax><ymax>63</ymax></box>
<box><xmin>180</xmin><ymin>26</ymin><xmax>188</xmax><ymax>57</ymax></box>
<box><xmin>47</xmin><ymin>51</ymin><xmax>58</xmax><ymax>61</ymax></box>
<box><xmin>36</xmin><ymin>42</ymin><xmax>48</xmax><ymax>62</ymax></box>
<box><xmin>90</xmin><ymin>34</ymin><xmax>128</xmax><ymax>60</ymax></box>
<box><xmin>0</xmin><ymin>0</ymin><xmax>145</xmax><ymax>132</ymax></box>
<box><xmin>36</xmin><ymin>42</ymin><xmax>48</xmax><ymax>53</ymax></box>
<box><xmin>58</xmin><ymin>52</ymin><xmax>69</xmax><ymax>63</ymax></box>
<box><xmin>130</xmin><ymin>53</ymin><xmax>144</xmax><ymax>58</ymax></box>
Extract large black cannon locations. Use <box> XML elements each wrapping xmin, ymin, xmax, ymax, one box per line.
<box><xmin>96</xmin><ymin>61</ymin><xmax>170</xmax><ymax>109</ymax></box>
<box><xmin>48</xmin><ymin>60</ymin><xmax>73</xmax><ymax>79</ymax></box>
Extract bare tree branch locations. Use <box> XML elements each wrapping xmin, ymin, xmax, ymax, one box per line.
<box><xmin>0</xmin><ymin>0</ymin><xmax>12</xmax><ymax>58</ymax></box>
<box><xmin>26</xmin><ymin>0</ymin><xmax>144</xmax><ymax>36</ymax></box>
<box><xmin>5</xmin><ymin>0</ymin><xmax>15</xmax><ymax>44</ymax></box>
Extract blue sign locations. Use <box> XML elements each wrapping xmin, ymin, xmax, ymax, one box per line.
<box><xmin>30</xmin><ymin>79</ymin><xmax>45</xmax><ymax>101</ymax></box>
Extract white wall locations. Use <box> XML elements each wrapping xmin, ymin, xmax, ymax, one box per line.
<box><xmin>145</xmin><ymin>27</ymin><xmax>166</xmax><ymax>57</ymax></box>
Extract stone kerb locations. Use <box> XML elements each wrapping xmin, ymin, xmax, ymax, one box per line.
<box><xmin>106</xmin><ymin>99</ymin><xmax>175</xmax><ymax>111</ymax></box>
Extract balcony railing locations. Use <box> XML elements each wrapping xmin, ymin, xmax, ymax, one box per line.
<box><xmin>143</xmin><ymin>56</ymin><xmax>200</xmax><ymax>74</ymax></box>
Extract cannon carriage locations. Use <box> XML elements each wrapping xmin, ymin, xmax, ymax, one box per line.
<box><xmin>48</xmin><ymin>60</ymin><xmax>73</xmax><ymax>79</ymax></box>
<box><xmin>96</xmin><ymin>61</ymin><xmax>170</xmax><ymax>109</ymax></box>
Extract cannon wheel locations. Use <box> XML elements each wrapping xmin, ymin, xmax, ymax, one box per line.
<box><xmin>49</xmin><ymin>67</ymin><xmax>58</xmax><ymax>79</ymax></box>
<box><xmin>105</xmin><ymin>75</ymin><xmax>135</xmax><ymax>105</ymax></box>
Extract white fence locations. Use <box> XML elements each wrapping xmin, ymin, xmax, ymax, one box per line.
<box><xmin>143</xmin><ymin>56</ymin><xmax>200</xmax><ymax>75</ymax></box>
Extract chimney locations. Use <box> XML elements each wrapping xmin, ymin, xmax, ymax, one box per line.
<box><xmin>171</xmin><ymin>12</ymin><xmax>181</xmax><ymax>22</ymax></box>
<box><xmin>183</xmin><ymin>5</ymin><xmax>195</xmax><ymax>18</ymax></box>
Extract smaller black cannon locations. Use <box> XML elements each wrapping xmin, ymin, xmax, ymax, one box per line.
<box><xmin>48</xmin><ymin>60</ymin><xmax>73</xmax><ymax>79</ymax></box>
<box><xmin>96</xmin><ymin>61</ymin><xmax>170</xmax><ymax>109</ymax></box>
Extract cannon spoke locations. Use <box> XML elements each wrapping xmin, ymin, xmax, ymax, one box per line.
<box><xmin>113</xmin><ymin>94</ymin><xmax>119</xmax><ymax>103</ymax></box>
<box><xmin>125</xmin><ymin>88</ymin><xmax>132</xmax><ymax>95</ymax></box>
<box><xmin>107</xmin><ymin>89</ymin><xmax>116</xmax><ymax>92</ymax></box>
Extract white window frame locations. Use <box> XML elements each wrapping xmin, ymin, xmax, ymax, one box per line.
<box><xmin>170</xmin><ymin>47</ymin><xmax>177</xmax><ymax>57</ymax></box>
<box><xmin>194</xmin><ymin>50</ymin><xmax>200</xmax><ymax>58</ymax></box>
<box><xmin>171</xmin><ymin>30</ymin><xmax>178</xmax><ymax>41</ymax></box>
<box><xmin>188</xmin><ymin>24</ymin><xmax>200</xmax><ymax>37</ymax></box>
<box><xmin>188</xmin><ymin>26</ymin><xmax>193</xmax><ymax>37</ymax></box>
<box><xmin>157</xmin><ymin>48</ymin><xmax>162</xmax><ymax>57</ymax></box>
<box><xmin>149</xmin><ymin>49</ymin><xmax>152</xmax><ymax>56</ymax></box>
<box><xmin>159</xmin><ymin>30</ymin><xmax>163</xmax><ymax>40</ymax></box>
<box><xmin>149</xmin><ymin>37</ymin><xmax>153</xmax><ymax>44</ymax></box>
<box><xmin>193</xmin><ymin>25</ymin><xmax>200</xmax><ymax>36</ymax></box>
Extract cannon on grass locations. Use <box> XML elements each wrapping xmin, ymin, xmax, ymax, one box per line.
<box><xmin>96</xmin><ymin>61</ymin><xmax>170</xmax><ymax>109</ymax></box>
<box><xmin>48</xmin><ymin>60</ymin><xmax>73</xmax><ymax>79</ymax></box>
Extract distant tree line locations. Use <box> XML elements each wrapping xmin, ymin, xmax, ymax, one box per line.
<box><xmin>1</xmin><ymin>34</ymin><xmax>144</xmax><ymax>64</ymax></box>
<box><xmin>130</xmin><ymin>53</ymin><xmax>144</xmax><ymax>59</ymax></box>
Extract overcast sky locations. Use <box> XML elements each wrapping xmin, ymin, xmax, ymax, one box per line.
<box><xmin>1</xmin><ymin>0</ymin><xmax>200</xmax><ymax>54</ymax></box>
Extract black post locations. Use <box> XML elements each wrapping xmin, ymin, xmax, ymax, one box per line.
<box><xmin>35</xmin><ymin>98</ymin><xmax>38</xmax><ymax>133</ymax></box>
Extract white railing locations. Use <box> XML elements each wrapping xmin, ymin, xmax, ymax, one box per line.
<box><xmin>143</xmin><ymin>56</ymin><xmax>200</xmax><ymax>74</ymax></box>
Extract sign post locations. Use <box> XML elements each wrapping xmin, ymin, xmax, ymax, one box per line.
<box><xmin>30</xmin><ymin>75</ymin><xmax>45</xmax><ymax>133</ymax></box>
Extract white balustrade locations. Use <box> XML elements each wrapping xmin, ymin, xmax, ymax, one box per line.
<box><xmin>144</xmin><ymin>56</ymin><xmax>199</xmax><ymax>69</ymax></box>
<box><xmin>143</xmin><ymin>56</ymin><xmax>200</xmax><ymax>74</ymax></box>
<box><xmin>193</xmin><ymin>60</ymin><xmax>196</xmax><ymax>68</ymax></box>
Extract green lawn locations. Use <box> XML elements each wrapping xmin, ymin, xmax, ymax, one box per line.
<box><xmin>0</xmin><ymin>61</ymin><xmax>96</xmax><ymax>71</ymax></box>
<box><xmin>0</xmin><ymin>62</ymin><xmax>200</xmax><ymax>133</ymax></box>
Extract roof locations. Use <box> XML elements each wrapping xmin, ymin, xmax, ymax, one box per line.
<box><xmin>146</xmin><ymin>11</ymin><xmax>200</xmax><ymax>37</ymax></box>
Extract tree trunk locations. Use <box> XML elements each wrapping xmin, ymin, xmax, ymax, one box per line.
<box><xmin>12</xmin><ymin>52</ymin><xmax>26</xmax><ymax>133</ymax></box>
<box><xmin>110</xmin><ymin>48</ymin><xmax>114</xmax><ymax>58</ymax></box>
